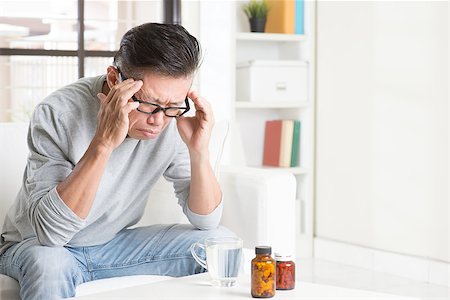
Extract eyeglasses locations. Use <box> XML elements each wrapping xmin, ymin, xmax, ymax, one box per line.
<box><xmin>132</xmin><ymin>95</ymin><xmax>190</xmax><ymax>117</ymax></box>
<box><xmin>118</xmin><ymin>71</ymin><xmax>190</xmax><ymax>118</ymax></box>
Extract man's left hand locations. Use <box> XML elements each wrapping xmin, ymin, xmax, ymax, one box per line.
<box><xmin>176</xmin><ymin>90</ymin><xmax>214</xmax><ymax>157</ymax></box>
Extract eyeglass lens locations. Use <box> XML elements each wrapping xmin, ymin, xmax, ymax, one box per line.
<box><xmin>137</xmin><ymin>102</ymin><xmax>184</xmax><ymax>117</ymax></box>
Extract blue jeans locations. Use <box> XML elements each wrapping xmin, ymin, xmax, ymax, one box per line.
<box><xmin>0</xmin><ymin>224</ymin><xmax>235</xmax><ymax>299</ymax></box>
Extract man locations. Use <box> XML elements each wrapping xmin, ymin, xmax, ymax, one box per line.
<box><xmin>0</xmin><ymin>23</ymin><xmax>233</xmax><ymax>299</ymax></box>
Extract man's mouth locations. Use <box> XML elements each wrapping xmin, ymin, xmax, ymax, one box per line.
<box><xmin>138</xmin><ymin>128</ymin><xmax>159</xmax><ymax>137</ymax></box>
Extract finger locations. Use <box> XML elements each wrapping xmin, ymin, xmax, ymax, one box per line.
<box><xmin>189</xmin><ymin>96</ymin><xmax>213</xmax><ymax>124</ymax></box>
<box><xmin>188</xmin><ymin>90</ymin><xmax>199</xmax><ymax>100</ymax></box>
<box><xmin>187</xmin><ymin>90</ymin><xmax>204</xmax><ymax>109</ymax></box>
<box><xmin>175</xmin><ymin>115</ymin><xmax>188</xmax><ymax>127</ymax></box>
<box><xmin>119</xmin><ymin>77</ymin><xmax>135</xmax><ymax>84</ymax></box>
<box><xmin>97</xmin><ymin>93</ymin><xmax>107</xmax><ymax>105</ymax></box>
<box><xmin>111</xmin><ymin>78</ymin><xmax>140</xmax><ymax>95</ymax></box>
<box><xmin>125</xmin><ymin>102</ymin><xmax>139</xmax><ymax>112</ymax></box>
<box><xmin>106</xmin><ymin>78</ymin><xmax>136</xmax><ymax>104</ymax></box>
<box><xmin>122</xmin><ymin>80</ymin><xmax>143</xmax><ymax>102</ymax></box>
<box><xmin>123</xmin><ymin>101</ymin><xmax>140</xmax><ymax>114</ymax></box>
<box><xmin>113</xmin><ymin>80</ymin><xmax>143</xmax><ymax>109</ymax></box>
<box><xmin>188</xmin><ymin>90</ymin><xmax>211</xmax><ymax>113</ymax></box>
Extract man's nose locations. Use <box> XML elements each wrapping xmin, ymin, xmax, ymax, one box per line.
<box><xmin>147</xmin><ymin>110</ymin><xmax>165</xmax><ymax>124</ymax></box>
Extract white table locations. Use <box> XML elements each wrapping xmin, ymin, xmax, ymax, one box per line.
<box><xmin>75</xmin><ymin>273</ymin><xmax>419</xmax><ymax>299</ymax></box>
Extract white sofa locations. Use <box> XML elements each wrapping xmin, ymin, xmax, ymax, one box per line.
<box><xmin>0</xmin><ymin>121</ymin><xmax>296</xmax><ymax>299</ymax></box>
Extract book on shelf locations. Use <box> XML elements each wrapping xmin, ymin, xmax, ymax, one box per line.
<box><xmin>265</xmin><ymin>0</ymin><xmax>295</xmax><ymax>34</ymax></box>
<box><xmin>262</xmin><ymin>120</ymin><xmax>283</xmax><ymax>166</ymax></box>
<box><xmin>290</xmin><ymin>120</ymin><xmax>301</xmax><ymax>167</ymax></box>
<box><xmin>279</xmin><ymin>120</ymin><xmax>294</xmax><ymax>167</ymax></box>
<box><xmin>263</xmin><ymin>119</ymin><xmax>301</xmax><ymax>168</ymax></box>
<box><xmin>295</xmin><ymin>0</ymin><xmax>304</xmax><ymax>35</ymax></box>
<box><xmin>265</xmin><ymin>0</ymin><xmax>304</xmax><ymax>35</ymax></box>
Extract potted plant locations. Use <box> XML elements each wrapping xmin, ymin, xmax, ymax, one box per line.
<box><xmin>243</xmin><ymin>0</ymin><xmax>270</xmax><ymax>33</ymax></box>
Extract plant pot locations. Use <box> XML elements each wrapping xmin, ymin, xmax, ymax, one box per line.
<box><xmin>249</xmin><ymin>17</ymin><xmax>267</xmax><ymax>33</ymax></box>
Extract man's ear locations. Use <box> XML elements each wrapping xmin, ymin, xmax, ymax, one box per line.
<box><xmin>106</xmin><ymin>66</ymin><xmax>120</xmax><ymax>88</ymax></box>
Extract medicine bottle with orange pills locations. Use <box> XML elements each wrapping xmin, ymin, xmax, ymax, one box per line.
<box><xmin>251</xmin><ymin>246</ymin><xmax>275</xmax><ymax>298</ymax></box>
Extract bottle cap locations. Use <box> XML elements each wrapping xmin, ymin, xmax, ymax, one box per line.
<box><xmin>255</xmin><ymin>246</ymin><xmax>272</xmax><ymax>255</ymax></box>
<box><xmin>274</xmin><ymin>252</ymin><xmax>293</xmax><ymax>261</ymax></box>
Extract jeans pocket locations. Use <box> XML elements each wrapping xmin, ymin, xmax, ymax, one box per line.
<box><xmin>0</xmin><ymin>252</ymin><xmax>10</xmax><ymax>275</ymax></box>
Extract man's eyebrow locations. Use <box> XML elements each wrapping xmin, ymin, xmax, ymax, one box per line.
<box><xmin>144</xmin><ymin>96</ymin><xmax>183</xmax><ymax>107</ymax></box>
<box><xmin>137</xmin><ymin>90</ymin><xmax>159</xmax><ymax>103</ymax></box>
<box><xmin>137</xmin><ymin>90</ymin><xmax>183</xmax><ymax>106</ymax></box>
<box><xmin>153</xmin><ymin>98</ymin><xmax>180</xmax><ymax>106</ymax></box>
<box><xmin>167</xmin><ymin>101</ymin><xmax>185</xmax><ymax>107</ymax></box>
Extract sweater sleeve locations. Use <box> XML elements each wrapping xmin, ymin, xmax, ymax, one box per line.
<box><xmin>184</xmin><ymin>198</ymin><xmax>223</xmax><ymax>230</ymax></box>
<box><xmin>25</xmin><ymin>104</ymin><xmax>85</xmax><ymax>246</ymax></box>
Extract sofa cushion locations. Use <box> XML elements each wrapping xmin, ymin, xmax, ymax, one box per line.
<box><xmin>0</xmin><ymin>274</ymin><xmax>20</xmax><ymax>300</ymax></box>
<box><xmin>73</xmin><ymin>275</ymin><xmax>172</xmax><ymax>297</ymax></box>
<box><xmin>0</xmin><ymin>273</ymin><xmax>172</xmax><ymax>299</ymax></box>
<box><xmin>0</xmin><ymin>122</ymin><xmax>29</xmax><ymax>223</ymax></box>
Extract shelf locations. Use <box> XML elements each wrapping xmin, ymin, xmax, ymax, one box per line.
<box><xmin>235</xmin><ymin>101</ymin><xmax>309</xmax><ymax>109</ymax></box>
<box><xmin>250</xmin><ymin>166</ymin><xmax>308</xmax><ymax>175</ymax></box>
<box><xmin>236</xmin><ymin>32</ymin><xmax>307</xmax><ymax>42</ymax></box>
<box><xmin>280</xmin><ymin>167</ymin><xmax>308</xmax><ymax>175</ymax></box>
<box><xmin>233</xmin><ymin>1</ymin><xmax>315</xmax><ymax>258</ymax></box>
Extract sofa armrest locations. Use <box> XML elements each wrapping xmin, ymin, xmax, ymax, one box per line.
<box><xmin>219</xmin><ymin>166</ymin><xmax>297</xmax><ymax>256</ymax></box>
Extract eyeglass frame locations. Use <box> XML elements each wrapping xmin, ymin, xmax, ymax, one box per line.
<box><xmin>117</xmin><ymin>69</ymin><xmax>190</xmax><ymax>118</ymax></box>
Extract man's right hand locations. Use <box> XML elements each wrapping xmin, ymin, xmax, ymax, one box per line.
<box><xmin>94</xmin><ymin>78</ymin><xmax>142</xmax><ymax>151</ymax></box>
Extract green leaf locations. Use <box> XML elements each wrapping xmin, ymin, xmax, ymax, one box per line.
<box><xmin>242</xmin><ymin>0</ymin><xmax>270</xmax><ymax>19</ymax></box>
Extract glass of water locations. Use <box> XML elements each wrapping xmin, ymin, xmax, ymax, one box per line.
<box><xmin>190</xmin><ymin>236</ymin><xmax>243</xmax><ymax>287</ymax></box>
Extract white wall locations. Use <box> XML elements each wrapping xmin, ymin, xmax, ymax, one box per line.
<box><xmin>198</xmin><ymin>2</ymin><xmax>234</xmax><ymax>122</ymax></box>
<box><xmin>315</xmin><ymin>1</ymin><xmax>448</xmax><ymax>262</ymax></box>
<box><xmin>196</xmin><ymin>1</ymin><xmax>235</xmax><ymax>164</ymax></box>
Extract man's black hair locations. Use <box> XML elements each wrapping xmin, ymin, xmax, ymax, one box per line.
<box><xmin>114</xmin><ymin>23</ymin><xmax>201</xmax><ymax>79</ymax></box>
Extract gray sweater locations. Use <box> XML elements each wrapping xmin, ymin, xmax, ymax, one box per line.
<box><xmin>0</xmin><ymin>75</ymin><xmax>222</xmax><ymax>255</ymax></box>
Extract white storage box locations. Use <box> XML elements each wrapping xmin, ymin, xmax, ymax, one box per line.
<box><xmin>236</xmin><ymin>60</ymin><xmax>308</xmax><ymax>102</ymax></box>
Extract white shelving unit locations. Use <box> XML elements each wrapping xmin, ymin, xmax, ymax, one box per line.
<box><xmin>236</xmin><ymin>32</ymin><xmax>307</xmax><ymax>42</ymax></box>
<box><xmin>231</xmin><ymin>1</ymin><xmax>316</xmax><ymax>257</ymax></box>
<box><xmin>251</xmin><ymin>166</ymin><xmax>309</xmax><ymax>175</ymax></box>
<box><xmin>235</xmin><ymin>101</ymin><xmax>309</xmax><ymax>109</ymax></box>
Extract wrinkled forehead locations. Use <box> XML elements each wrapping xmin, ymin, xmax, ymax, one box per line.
<box><xmin>135</xmin><ymin>73</ymin><xmax>193</xmax><ymax>105</ymax></box>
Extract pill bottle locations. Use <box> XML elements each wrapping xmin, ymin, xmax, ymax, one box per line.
<box><xmin>251</xmin><ymin>246</ymin><xmax>275</xmax><ymax>298</ymax></box>
<box><xmin>275</xmin><ymin>253</ymin><xmax>295</xmax><ymax>290</ymax></box>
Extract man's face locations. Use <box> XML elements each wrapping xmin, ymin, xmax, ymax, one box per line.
<box><xmin>124</xmin><ymin>72</ymin><xmax>193</xmax><ymax>140</ymax></box>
